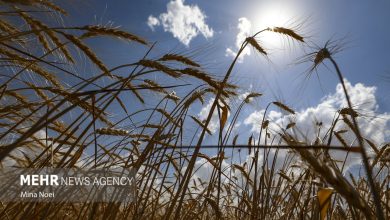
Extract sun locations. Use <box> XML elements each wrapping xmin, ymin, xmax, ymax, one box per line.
<box><xmin>251</xmin><ymin>2</ymin><xmax>300</xmax><ymax>48</ymax></box>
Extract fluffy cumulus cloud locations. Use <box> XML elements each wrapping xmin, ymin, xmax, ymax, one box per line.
<box><xmin>147</xmin><ymin>15</ymin><xmax>160</xmax><ymax>31</ymax></box>
<box><xmin>244</xmin><ymin>79</ymin><xmax>390</xmax><ymax>168</ymax></box>
<box><xmin>146</xmin><ymin>0</ymin><xmax>213</xmax><ymax>46</ymax></box>
<box><xmin>190</xmin><ymin>79</ymin><xmax>390</xmax><ymax>188</ymax></box>
<box><xmin>226</xmin><ymin>17</ymin><xmax>252</xmax><ymax>63</ymax></box>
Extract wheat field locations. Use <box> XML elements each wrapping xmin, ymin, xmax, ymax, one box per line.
<box><xmin>0</xmin><ymin>1</ymin><xmax>389</xmax><ymax>220</ymax></box>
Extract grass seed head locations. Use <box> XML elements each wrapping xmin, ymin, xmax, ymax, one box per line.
<box><xmin>271</xmin><ymin>27</ymin><xmax>304</xmax><ymax>42</ymax></box>
<box><xmin>246</xmin><ymin>37</ymin><xmax>267</xmax><ymax>55</ymax></box>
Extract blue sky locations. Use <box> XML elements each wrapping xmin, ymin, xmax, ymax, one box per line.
<box><xmin>62</xmin><ymin>0</ymin><xmax>390</xmax><ymax>109</ymax></box>
<box><xmin>58</xmin><ymin>0</ymin><xmax>390</xmax><ymax>153</ymax></box>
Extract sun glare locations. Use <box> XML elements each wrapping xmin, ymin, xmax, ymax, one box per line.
<box><xmin>252</xmin><ymin>3</ymin><xmax>299</xmax><ymax>48</ymax></box>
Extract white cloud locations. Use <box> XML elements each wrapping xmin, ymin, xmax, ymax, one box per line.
<box><xmin>237</xmin><ymin>84</ymin><xmax>254</xmax><ymax>101</ymax></box>
<box><xmin>147</xmin><ymin>15</ymin><xmax>160</xmax><ymax>31</ymax></box>
<box><xmin>190</xmin><ymin>80</ymin><xmax>389</xmax><ymax>187</ymax></box>
<box><xmin>146</xmin><ymin>0</ymin><xmax>214</xmax><ymax>46</ymax></box>
<box><xmin>226</xmin><ymin>17</ymin><xmax>252</xmax><ymax>63</ymax></box>
<box><xmin>244</xmin><ymin>79</ymin><xmax>390</xmax><ymax>168</ymax></box>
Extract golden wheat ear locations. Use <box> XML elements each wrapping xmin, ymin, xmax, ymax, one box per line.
<box><xmin>244</xmin><ymin>92</ymin><xmax>262</xmax><ymax>103</ymax></box>
<box><xmin>272</xmin><ymin>101</ymin><xmax>295</xmax><ymax>114</ymax></box>
<box><xmin>140</xmin><ymin>79</ymin><xmax>169</xmax><ymax>94</ymax></box>
<box><xmin>62</xmin><ymin>33</ymin><xmax>112</xmax><ymax>77</ymax></box>
<box><xmin>80</xmin><ymin>25</ymin><xmax>147</xmax><ymax>45</ymax></box>
<box><xmin>95</xmin><ymin>128</ymin><xmax>129</xmax><ymax>136</ymax></box>
<box><xmin>139</xmin><ymin>59</ymin><xmax>182</xmax><ymax>78</ymax></box>
<box><xmin>246</xmin><ymin>37</ymin><xmax>267</xmax><ymax>55</ymax></box>
<box><xmin>271</xmin><ymin>27</ymin><xmax>304</xmax><ymax>42</ymax></box>
<box><xmin>158</xmin><ymin>54</ymin><xmax>200</xmax><ymax>67</ymax></box>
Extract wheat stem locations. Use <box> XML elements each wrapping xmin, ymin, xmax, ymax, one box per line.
<box><xmin>329</xmin><ymin>56</ymin><xmax>385</xmax><ymax>220</ymax></box>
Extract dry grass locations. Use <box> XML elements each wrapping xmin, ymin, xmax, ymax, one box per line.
<box><xmin>0</xmin><ymin>1</ymin><xmax>389</xmax><ymax>220</ymax></box>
